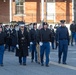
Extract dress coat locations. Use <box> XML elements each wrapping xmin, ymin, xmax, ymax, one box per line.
<box><xmin>10</xmin><ymin>29</ymin><xmax>17</xmax><ymax>46</ymax></box>
<box><xmin>16</xmin><ymin>29</ymin><xmax>29</xmax><ymax>57</ymax></box>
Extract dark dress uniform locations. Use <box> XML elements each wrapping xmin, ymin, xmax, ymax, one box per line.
<box><xmin>50</xmin><ymin>28</ymin><xmax>55</xmax><ymax>49</ymax></box>
<box><xmin>16</xmin><ymin>29</ymin><xmax>29</xmax><ymax>65</ymax></box>
<box><xmin>11</xmin><ymin>29</ymin><xmax>17</xmax><ymax>52</ymax></box>
<box><xmin>56</xmin><ymin>20</ymin><xmax>69</xmax><ymax>64</ymax></box>
<box><xmin>70</xmin><ymin>22</ymin><xmax>76</xmax><ymax>46</ymax></box>
<box><xmin>5</xmin><ymin>29</ymin><xmax>12</xmax><ymax>51</ymax></box>
<box><xmin>0</xmin><ymin>30</ymin><xmax>6</xmax><ymax>66</ymax></box>
<box><xmin>29</xmin><ymin>27</ymin><xmax>39</xmax><ymax>63</ymax></box>
<box><xmin>39</xmin><ymin>22</ymin><xmax>52</xmax><ymax>67</ymax></box>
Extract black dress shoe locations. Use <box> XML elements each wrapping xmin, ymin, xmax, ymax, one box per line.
<box><xmin>0</xmin><ymin>64</ymin><xmax>4</xmax><ymax>67</ymax></box>
<box><xmin>58</xmin><ymin>58</ymin><xmax>61</xmax><ymax>64</ymax></box>
<box><xmin>41</xmin><ymin>63</ymin><xmax>44</xmax><ymax>66</ymax></box>
<box><xmin>31</xmin><ymin>60</ymin><xmax>33</xmax><ymax>63</ymax></box>
<box><xmin>38</xmin><ymin>62</ymin><xmax>40</xmax><ymax>64</ymax></box>
<box><xmin>35</xmin><ymin>61</ymin><xmax>37</xmax><ymax>63</ymax></box>
<box><xmin>58</xmin><ymin>61</ymin><xmax>61</xmax><ymax>64</ymax></box>
<box><xmin>71</xmin><ymin>44</ymin><xmax>73</xmax><ymax>46</ymax></box>
<box><xmin>23</xmin><ymin>63</ymin><xmax>26</xmax><ymax>66</ymax></box>
<box><xmin>52</xmin><ymin>48</ymin><xmax>54</xmax><ymax>50</ymax></box>
<box><xmin>46</xmin><ymin>64</ymin><xmax>49</xmax><ymax>67</ymax></box>
<box><xmin>20</xmin><ymin>63</ymin><xmax>22</xmax><ymax>65</ymax></box>
<box><xmin>63</xmin><ymin>62</ymin><xmax>67</xmax><ymax>65</ymax></box>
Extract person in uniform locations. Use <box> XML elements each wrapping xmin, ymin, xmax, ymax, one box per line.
<box><xmin>54</xmin><ymin>23</ymin><xmax>61</xmax><ymax>49</ymax></box>
<box><xmin>0</xmin><ymin>23</ymin><xmax>3</xmax><ymax>28</ymax></box>
<box><xmin>70</xmin><ymin>21</ymin><xmax>76</xmax><ymax>46</ymax></box>
<box><xmin>16</xmin><ymin>24</ymin><xmax>29</xmax><ymax>66</ymax></box>
<box><xmin>0</xmin><ymin>27</ymin><xmax>6</xmax><ymax>66</ymax></box>
<box><xmin>39</xmin><ymin>22</ymin><xmax>52</xmax><ymax>67</ymax></box>
<box><xmin>56</xmin><ymin>20</ymin><xmax>69</xmax><ymax>64</ymax></box>
<box><xmin>29</xmin><ymin>23</ymin><xmax>39</xmax><ymax>63</ymax></box>
<box><xmin>50</xmin><ymin>25</ymin><xmax>55</xmax><ymax>50</ymax></box>
<box><xmin>36</xmin><ymin>24</ymin><xmax>43</xmax><ymax>64</ymax></box>
<box><xmin>11</xmin><ymin>25</ymin><xmax>19</xmax><ymax>52</ymax></box>
<box><xmin>5</xmin><ymin>25</ymin><xmax>12</xmax><ymax>52</ymax></box>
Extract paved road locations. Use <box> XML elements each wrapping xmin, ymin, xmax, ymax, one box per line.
<box><xmin>0</xmin><ymin>45</ymin><xmax>76</xmax><ymax>75</ymax></box>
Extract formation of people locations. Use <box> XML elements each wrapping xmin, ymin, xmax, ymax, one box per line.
<box><xmin>0</xmin><ymin>20</ymin><xmax>75</xmax><ymax>67</ymax></box>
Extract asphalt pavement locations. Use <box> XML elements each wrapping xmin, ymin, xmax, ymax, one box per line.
<box><xmin>0</xmin><ymin>45</ymin><xmax>76</xmax><ymax>75</ymax></box>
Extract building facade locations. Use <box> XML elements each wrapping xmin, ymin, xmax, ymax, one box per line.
<box><xmin>0</xmin><ymin>0</ymin><xmax>74</xmax><ymax>23</ymax></box>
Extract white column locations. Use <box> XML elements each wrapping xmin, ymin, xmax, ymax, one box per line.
<box><xmin>41</xmin><ymin>0</ymin><xmax>44</xmax><ymax>21</ymax></box>
<box><xmin>46</xmin><ymin>0</ymin><xmax>47</xmax><ymax>21</ymax></box>
<box><xmin>9</xmin><ymin>0</ymin><xmax>12</xmax><ymax>22</ymax></box>
<box><xmin>72</xmin><ymin>0</ymin><xmax>74</xmax><ymax>21</ymax></box>
<box><xmin>4</xmin><ymin>0</ymin><xmax>6</xmax><ymax>2</ymax></box>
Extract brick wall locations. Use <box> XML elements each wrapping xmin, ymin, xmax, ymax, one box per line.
<box><xmin>0</xmin><ymin>0</ymin><xmax>9</xmax><ymax>23</ymax></box>
<box><xmin>55</xmin><ymin>0</ymin><xmax>72</xmax><ymax>23</ymax></box>
<box><xmin>0</xmin><ymin>0</ymin><xmax>72</xmax><ymax>23</ymax></box>
<box><xmin>12</xmin><ymin>0</ymin><xmax>41</xmax><ymax>23</ymax></box>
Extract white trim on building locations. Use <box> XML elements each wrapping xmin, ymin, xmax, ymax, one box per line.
<box><xmin>46</xmin><ymin>0</ymin><xmax>55</xmax><ymax>22</ymax></box>
<box><xmin>72</xmin><ymin>0</ymin><xmax>74</xmax><ymax>21</ymax></box>
<box><xmin>41</xmin><ymin>0</ymin><xmax>44</xmax><ymax>21</ymax></box>
<box><xmin>9</xmin><ymin>0</ymin><xmax>12</xmax><ymax>22</ymax></box>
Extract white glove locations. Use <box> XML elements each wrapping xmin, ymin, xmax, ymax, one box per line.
<box><xmin>30</xmin><ymin>42</ymin><xmax>33</xmax><ymax>45</ymax></box>
<box><xmin>28</xmin><ymin>46</ymin><xmax>29</xmax><ymax>49</ymax></box>
<box><xmin>57</xmin><ymin>41</ymin><xmax>59</xmax><ymax>44</ymax></box>
<box><xmin>49</xmin><ymin>42</ymin><xmax>51</xmax><ymax>46</ymax></box>
<box><xmin>39</xmin><ymin>42</ymin><xmax>43</xmax><ymax>46</ymax></box>
<box><xmin>16</xmin><ymin>44</ymin><xmax>19</xmax><ymax>49</ymax></box>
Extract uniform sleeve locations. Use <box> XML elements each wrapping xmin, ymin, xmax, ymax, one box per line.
<box><xmin>50</xmin><ymin>33</ymin><xmax>52</xmax><ymax>42</ymax></box>
<box><xmin>39</xmin><ymin>29</ymin><xmax>42</xmax><ymax>42</ymax></box>
<box><xmin>36</xmin><ymin>30</ymin><xmax>40</xmax><ymax>44</ymax></box>
<box><xmin>67</xmin><ymin>28</ymin><xmax>70</xmax><ymax>45</ymax></box>
<box><xmin>29</xmin><ymin>30</ymin><xmax>32</xmax><ymax>42</ymax></box>
<box><xmin>70</xmin><ymin>24</ymin><xmax>72</xmax><ymax>31</ymax></box>
<box><xmin>56</xmin><ymin>28</ymin><xmax>59</xmax><ymax>42</ymax></box>
<box><xmin>24</xmin><ymin>30</ymin><xmax>30</xmax><ymax>46</ymax></box>
<box><xmin>4</xmin><ymin>32</ymin><xmax>7</xmax><ymax>44</ymax></box>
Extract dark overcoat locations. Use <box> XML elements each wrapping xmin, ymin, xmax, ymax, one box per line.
<box><xmin>16</xmin><ymin>29</ymin><xmax>29</xmax><ymax>57</ymax></box>
<box><xmin>29</xmin><ymin>29</ymin><xmax>39</xmax><ymax>43</ymax></box>
<box><xmin>11</xmin><ymin>29</ymin><xmax>17</xmax><ymax>46</ymax></box>
<box><xmin>5</xmin><ymin>29</ymin><xmax>12</xmax><ymax>46</ymax></box>
<box><xmin>50</xmin><ymin>29</ymin><xmax>55</xmax><ymax>43</ymax></box>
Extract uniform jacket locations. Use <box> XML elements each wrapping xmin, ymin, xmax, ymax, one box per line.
<box><xmin>5</xmin><ymin>29</ymin><xmax>12</xmax><ymax>45</ymax></box>
<box><xmin>39</xmin><ymin>28</ymin><xmax>52</xmax><ymax>42</ymax></box>
<box><xmin>11</xmin><ymin>29</ymin><xmax>18</xmax><ymax>46</ymax></box>
<box><xmin>29</xmin><ymin>29</ymin><xmax>39</xmax><ymax>43</ymax></box>
<box><xmin>0</xmin><ymin>32</ymin><xmax>6</xmax><ymax>45</ymax></box>
<box><xmin>56</xmin><ymin>26</ymin><xmax>69</xmax><ymax>43</ymax></box>
<box><xmin>50</xmin><ymin>29</ymin><xmax>55</xmax><ymax>42</ymax></box>
<box><xmin>70</xmin><ymin>24</ymin><xmax>76</xmax><ymax>32</ymax></box>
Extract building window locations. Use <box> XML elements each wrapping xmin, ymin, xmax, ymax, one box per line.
<box><xmin>15</xmin><ymin>0</ymin><xmax>25</xmax><ymax>14</ymax></box>
<box><xmin>47</xmin><ymin>0</ymin><xmax>55</xmax><ymax>2</ymax></box>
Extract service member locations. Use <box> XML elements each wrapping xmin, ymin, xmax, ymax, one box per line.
<box><xmin>70</xmin><ymin>21</ymin><xmax>76</xmax><ymax>46</ymax></box>
<box><xmin>16</xmin><ymin>24</ymin><xmax>29</xmax><ymax>66</ymax></box>
<box><xmin>56</xmin><ymin>20</ymin><xmax>69</xmax><ymax>64</ymax></box>
<box><xmin>39</xmin><ymin>22</ymin><xmax>52</xmax><ymax>67</ymax></box>
<box><xmin>0</xmin><ymin>27</ymin><xmax>6</xmax><ymax>66</ymax></box>
<box><xmin>29</xmin><ymin>23</ymin><xmax>39</xmax><ymax>63</ymax></box>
